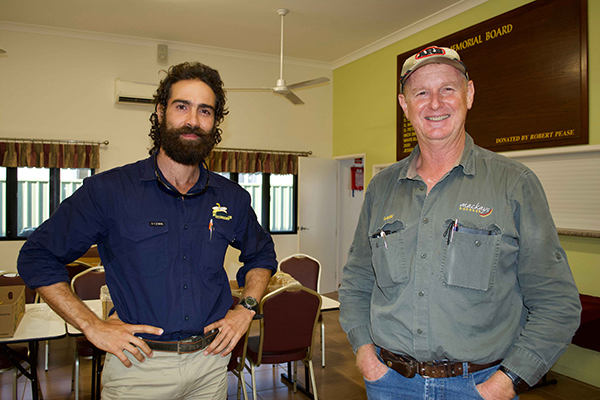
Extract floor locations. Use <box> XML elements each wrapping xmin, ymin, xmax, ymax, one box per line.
<box><xmin>2</xmin><ymin>292</ymin><xmax>599</xmax><ymax>400</ymax></box>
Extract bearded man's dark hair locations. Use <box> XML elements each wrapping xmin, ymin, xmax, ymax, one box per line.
<box><xmin>148</xmin><ymin>62</ymin><xmax>229</xmax><ymax>155</ymax></box>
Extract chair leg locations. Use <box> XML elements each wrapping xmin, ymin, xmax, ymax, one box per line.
<box><xmin>250</xmin><ymin>362</ymin><xmax>258</xmax><ymax>400</ymax></box>
<box><xmin>45</xmin><ymin>340</ymin><xmax>49</xmax><ymax>371</ymax></box>
<box><xmin>240</xmin><ymin>368</ymin><xmax>249</xmax><ymax>400</ymax></box>
<box><xmin>74</xmin><ymin>352</ymin><xmax>80</xmax><ymax>400</ymax></box>
<box><xmin>308</xmin><ymin>359</ymin><xmax>319</xmax><ymax>400</ymax></box>
<box><xmin>293</xmin><ymin>361</ymin><xmax>297</xmax><ymax>393</ymax></box>
<box><xmin>12</xmin><ymin>368</ymin><xmax>18</xmax><ymax>400</ymax></box>
<box><xmin>321</xmin><ymin>320</ymin><xmax>325</xmax><ymax>368</ymax></box>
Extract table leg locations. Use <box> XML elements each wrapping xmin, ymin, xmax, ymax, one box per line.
<box><xmin>29</xmin><ymin>341</ymin><xmax>41</xmax><ymax>400</ymax></box>
<box><xmin>95</xmin><ymin>349</ymin><xmax>103</xmax><ymax>400</ymax></box>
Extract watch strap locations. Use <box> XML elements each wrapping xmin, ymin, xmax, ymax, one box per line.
<box><xmin>498</xmin><ymin>365</ymin><xmax>529</xmax><ymax>395</ymax></box>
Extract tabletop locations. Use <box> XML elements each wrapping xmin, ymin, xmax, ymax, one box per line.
<box><xmin>0</xmin><ymin>303</ymin><xmax>66</xmax><ymax>344</ymax></box>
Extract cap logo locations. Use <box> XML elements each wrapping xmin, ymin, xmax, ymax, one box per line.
<box><xmin>416</xmin><ymin>46</ymin><xmax>446</xmax><ymax>59</ymax></box>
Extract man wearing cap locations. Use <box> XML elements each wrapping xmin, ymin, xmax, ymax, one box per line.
<box><xmin>339</xmin><ymin>46</ymin><xmax>581</xmax><ymax>399</ymax></box>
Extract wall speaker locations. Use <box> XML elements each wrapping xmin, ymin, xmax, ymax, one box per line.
<box><xmin>157</xmin><ymin>44</ymin><xmax>168</xmax><ymax>64</ymax></box>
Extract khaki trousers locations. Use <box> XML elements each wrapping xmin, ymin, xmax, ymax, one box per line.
<box><xmin>101</xmin><ymin>349</ymin><xmax>230</xmax><ymax>400</ymax></box>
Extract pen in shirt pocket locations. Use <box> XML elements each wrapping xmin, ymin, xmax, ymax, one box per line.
<box><xmin>209</xmin><ymin>218</ymin><xmax>213</xmax><ymax>241</ymax></box>
<box><xmin>443</xmin><ymin>219</ymin><xmax>459</xmax><ymax>245</ymax></box>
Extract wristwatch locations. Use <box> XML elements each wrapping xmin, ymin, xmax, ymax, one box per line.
<box><xmin>239</xmin><ymin>296</ymin><xmax>259</xmax><ymax>314</ymax></box>
<box><xmin>498</xmin><ymin>365</ymin><xmax>530</xmax><ymax>395</ymax></box>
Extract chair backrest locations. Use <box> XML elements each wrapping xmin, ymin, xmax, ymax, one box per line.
<box><xmin>66</xmin><ymin>261</ymin><xmax>95</xmax><ymax>282</ymax></box>
<box><xmin>71</xmin><ymin>266</ymin><xmax>106</xmax><ymax>300</ymax></box>
<box><xmin>278</xmin><ymin>254</ymin><xmax>321</xmax><ymax>293</ymax></box>
<box><xmin>256</xmin><ymin>284</ymin><xmax>321</xmax><ymax>365</ymax></box>
<box><xmin>77</xmin><ymin>245</ymin><xmax>102</xmax><ymax>266</ymax></box>
<box><xmin>0</xmin><ymin>271</ymin><xmax>38</xmax><ymax>303</ymax></box>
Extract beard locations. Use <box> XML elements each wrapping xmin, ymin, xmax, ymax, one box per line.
<box><xmin>159</xmin><ymin>121</ymin><xmax>217</xmax><ymax>166</ymax></box>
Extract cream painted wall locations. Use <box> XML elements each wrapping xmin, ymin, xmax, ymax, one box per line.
<box><xmin>0</xmin><ymin>25</ymin><xmax>333</xmax><ymax>271</ymax></box>
<box><xmin>332</xmin><ymin>0</ymin><xmax>600</xmax><ymax>388</ymax></box>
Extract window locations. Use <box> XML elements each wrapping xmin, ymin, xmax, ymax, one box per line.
<box><xmin>0</xmin><ymin>167</ymin><xmax>93</xmax><ymax>239</ymax></box>
<box><xmin>217</xmin><ymin>172</ymin><xmax>297</xmax><ymax>234</ymax></box>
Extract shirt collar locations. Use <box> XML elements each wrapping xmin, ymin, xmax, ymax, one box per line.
<box><xmin>398</xmin><ymin>133</ymin><xmax>476</xmax><ymax>182</ymax></box>
<box><xmin>140</xmin><ymin>153</ymin><xmax>221</xmax><ymax>190</ymax></box>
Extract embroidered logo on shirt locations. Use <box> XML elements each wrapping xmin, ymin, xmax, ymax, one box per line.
<box><xmin>212</xmin><ymin>203</ymin><xmax>232</xmax><ymax>220</ymax></box>
<box><xmin>149</xmin><ymin>221</ymin><xmax>165</xmax><ymax>226</ymax></box>
<box><xmin>383</xmin><ymin>214</ymin><xmax>394</xmax><ymax>221</ymax></box>
<box><xmin>459</xmin><ymin>202</ymin><xmax>493</xmax><ymax>217</ymax></box>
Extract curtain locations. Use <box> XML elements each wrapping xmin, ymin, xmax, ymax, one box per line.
<box><xmin>0</xmin><ymin>141</ymin><xmax>101</xmax><ymax>169</ymax></box>
<box><xmin>206</xmin><ymin>150</ymin><xmax>303</xmax><ymax>175</ymax></box>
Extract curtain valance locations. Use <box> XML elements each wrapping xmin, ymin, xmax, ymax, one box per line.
<box><xmin>0</xmin><ymin>139</ymin><xmax>105</xmax><ymax>169</ymax></box>
<box><xmin>206</xmin><ymin>149</ymin><xmax>309</xmax><ymax>175</ymax></box>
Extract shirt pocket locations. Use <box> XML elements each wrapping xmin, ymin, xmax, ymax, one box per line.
<box><xmin>202</xmin><ymin>219</ymin><xmax>236</xmax><ymax>277</ymax></box>
<box><xmin>369</xmin><ymin>220</ymin><xmax>409</xmax><ymax>289</ymax></box>
<box><xmin>440</xmin><ymin>220</ymin><xmax>501</xmax><ymax>292</ymax></box>
<box><xmin>117</xmin><ymin>220</ymin><xmax>169</xmax><ymax>277</ymax></box>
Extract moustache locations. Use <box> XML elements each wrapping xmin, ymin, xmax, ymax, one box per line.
<box><xmin>171</xmin><ymin>125</ymin><xmax>213</xmax><ymax>138</ymax></box>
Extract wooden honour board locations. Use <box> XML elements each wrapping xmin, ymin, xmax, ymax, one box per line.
<box><xmin>396</xmin><ymin>0</ymin><xmax>588</xmax><ymax>160</ymax></box>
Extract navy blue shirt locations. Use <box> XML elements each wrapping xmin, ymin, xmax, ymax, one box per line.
<box><xmin>18</xmin><ymin>155</ymin><xmax>277</xmax><ymax>341</ymax></box>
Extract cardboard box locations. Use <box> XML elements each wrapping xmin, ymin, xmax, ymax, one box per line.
<box><xmin>0</xmin><ymin>286</ymin><xmax>26</xmax><ymax>338</ymax></box>
<box><xmin>100</xmin><ymin>285</ymin><xmax>113</xmax><ymax>320</ymax></box>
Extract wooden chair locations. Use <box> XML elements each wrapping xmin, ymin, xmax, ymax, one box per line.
<box><xmin>70</xmin><ymin>266</ymin><xmax>106</xmax><ymax>400</ymax></box>
<box><xmin>278</xmin><ymin>254</ymin><xmax>326</xmax><ymax>367</ymax></box>
<box><xmin>245</xmin><ymin>284</ymin><xmax>322</xmax><ymax>400</ymax></box>
<box><xmin>0</xmin><ymin>271</ymin><xmax>36</xmax><ymax>400</ymax></box>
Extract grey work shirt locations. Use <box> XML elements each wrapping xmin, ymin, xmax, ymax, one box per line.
<box><xmin>339</xmin><ymin>134</ymin><xmax>581</xmax><ymax>386</ymax></box>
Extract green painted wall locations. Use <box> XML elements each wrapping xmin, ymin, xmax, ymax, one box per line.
<box><xmin>332</xmin><ymin>0</ymin><xmax>600</xmax><ymax>387</ymax></box>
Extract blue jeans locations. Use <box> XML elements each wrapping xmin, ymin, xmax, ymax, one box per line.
<box><xmin>365</xmin><ymin>352</ymin><xmax>518</xmax><ymax>400</ymax></box>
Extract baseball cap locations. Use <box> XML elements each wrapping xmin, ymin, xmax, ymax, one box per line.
<box><xmin>400</xmin><ymin>46</ymin><xmax>469</xmax><ymax>93</ymax></box>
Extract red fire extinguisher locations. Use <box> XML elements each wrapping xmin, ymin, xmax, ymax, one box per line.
<box><xmin>351</xmin><ymin>165</ymin><xmax>364</xmax><ymax>191</ymax></box>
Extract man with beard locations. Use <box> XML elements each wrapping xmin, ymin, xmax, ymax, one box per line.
<box><xmin>17</xmin><ymin>62</ymin><xmax>277</xmax><ymax>399</ymax></box>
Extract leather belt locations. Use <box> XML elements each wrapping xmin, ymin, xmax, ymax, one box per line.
<box><xmin>143</xmin><ymin>329</ymin><xmax>219</xmax><ymax>354</ymax></box>
<box><xmin>380</xmin><ymin>348</ymin><xmax>501</xmax><ymax>379</ymax></box>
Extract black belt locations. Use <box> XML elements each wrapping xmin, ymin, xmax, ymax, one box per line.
<box><xmin>143</xmin><ymin>329</ymin><xmax>219</xmax><ymax>354</ymax></box>
<box><xmin>380</xmin><ymin>349</ymin><xmax>501</xmax><ymax>379</ymax></box>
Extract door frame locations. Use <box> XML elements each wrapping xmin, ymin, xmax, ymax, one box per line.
<box><xmin>333</xmin><ymin>153</ymin><xmax>365</xmax><ymax>288</ymax></box>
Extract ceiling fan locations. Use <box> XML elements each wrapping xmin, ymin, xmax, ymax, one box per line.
<box><xmin>225</xmin><ymin>8</ymin><xmax>329</xmax><ymax>105</ymax></box>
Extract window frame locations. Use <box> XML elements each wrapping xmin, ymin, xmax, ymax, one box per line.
<box><xmin>228</xmin><ymin>172</ymin><xmax>298</xmax><ymax>235</ymax></box>
<box><xmin>0</xmin><ymin>166</ymin><xmax>94</xmax><ymax>241</ymax></box>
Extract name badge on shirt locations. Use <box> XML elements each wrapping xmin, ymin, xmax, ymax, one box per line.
<box><xmin>149</xmin><ymin>221</ymin><xmax>165</xmax><ymax>227</ymax></box>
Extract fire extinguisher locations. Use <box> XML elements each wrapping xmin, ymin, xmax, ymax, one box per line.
<box><xmin>351</xmin><ymin>159</ymin><xmax>364</xmax><ymax>197</ymax></box>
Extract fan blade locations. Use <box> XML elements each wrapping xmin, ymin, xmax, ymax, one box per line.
<box><xmin>282</xmin><ymin>91</ymin><xmax>304</xmax><ymax>105</ymax></box>
<box><xmin>288</xmin><ymin>77</ymin><xmax>330</xmax><ymax>90</ymax></box>
<box><xmin>225</xmin><ymin>87</ymin><xmax>273</xmax><ymax>92</ymax></box>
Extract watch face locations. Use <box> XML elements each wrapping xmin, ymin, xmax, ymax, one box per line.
<box><xmin>243</xmin><ymin>297</ymin><xmax>258</xmax><ymax>308</ymax></box>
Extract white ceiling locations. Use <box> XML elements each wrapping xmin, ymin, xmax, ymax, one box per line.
<box><xmin>1</xmin><ymin>0</ymin><xmax>488</xmax><ymax>65</ymax></box>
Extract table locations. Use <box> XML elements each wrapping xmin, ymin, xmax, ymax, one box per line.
<box><xmin>0</xmin><ymin>303</ymin><xmax>67</xmax><ymax>400</ymax></box>
<box><xmin>67</xmin><ymin>299</ymin><xmax>103</xmax><ymax>400</ymax></box>
<box><xmin>280</xmin><ymin>294</ymin><xmax>340</xmax><ymax>400</ymax></box>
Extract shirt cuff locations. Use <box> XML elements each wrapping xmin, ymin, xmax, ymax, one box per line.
<box><xmin>347</xmin><ymin>324</ymin><xmax>373</xmax><ymax>354</ymax></box>
<box><xmin>501</xmin><ymin>346</ymin><xmax>548</xmax><ymax>386</ymax></box>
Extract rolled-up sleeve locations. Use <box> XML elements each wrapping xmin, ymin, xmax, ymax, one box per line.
<box><xmin>501</xmin><ymin>170</ymin><xmax>581</xmax><ymax>385</ymax></box>
<box><xmin>18</xmin><ymin>177</ymin><xmax>107</xmax><ymax>289</ymax></box>
<box><xmin>233</xmin><ymin>192</ymin><xmax>277</xmax><ymax>287</ymax></box>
